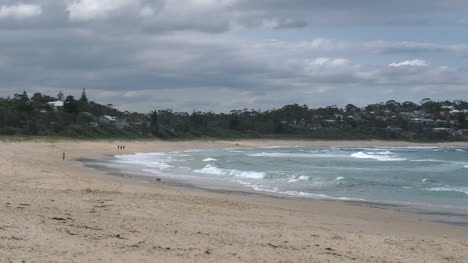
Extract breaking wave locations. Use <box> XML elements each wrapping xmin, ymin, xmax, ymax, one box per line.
<box><xmin>247</xmin><ymin>152</ymin><xmax>345</xmax><ymax>158</ymax></box>
<box><xmin>237</xmin><ymin>181</ymin><xmax>365</xmax><ymax>201</ymax></box>
<box><xmin>114</xmin><ymin>153</ymin><xmax>173</xmax><ymax>169</ymax></box>
<box><xmin>194</xmin><ymin>164</ymin><xmax>266</xmax><ymax>179</ymax></box>
<box><xmin>202</xmin><ymin>158</ymin><xmax>218</xmax><ymax>162</ymax></box>
<box><xmin>427</xmin><ymin>187</ymin><xmax>468</xmax><ymax>196</ymax></box>
<box><xmin>350</xmin><ymin>152</ymin><xmax>406</xmax><ymax>161</ymax></box>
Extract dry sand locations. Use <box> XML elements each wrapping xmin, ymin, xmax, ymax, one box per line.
<box><xmin>1</xmin><ymin>139</ymin><xmax>468</xmax><ymax>263</ymax></box>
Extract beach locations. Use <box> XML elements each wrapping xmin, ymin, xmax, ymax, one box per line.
<box><xmin>1</xmin><ymin>139</ymin><xmax>468</xmax><ymax>263</ymax></box>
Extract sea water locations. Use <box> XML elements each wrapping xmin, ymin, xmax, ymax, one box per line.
<box><xmin>107</xmin><ymin>146</ymin><xmax>468</xmax><ymax>213</ymax></box>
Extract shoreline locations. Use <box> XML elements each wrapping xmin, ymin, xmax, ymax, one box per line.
<box><xmin>2</xmin><ymin>137</ymin><xmax>468</xmax><ymax>146</ymax></box>
<box><xmin>83</xmin><ymin>152</ymin><xmax>468</xmax><ymax>229</ymax></box>
<box><xmin>1</xmin><ymin>139</ymin><xmax>468</xmax><ymax>262</ymax></box>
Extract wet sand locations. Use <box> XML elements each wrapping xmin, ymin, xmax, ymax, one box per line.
<box><xmin>1</xmin><ymin>139</ymin><xmax>468</xmax><ymax>262</ymax></box>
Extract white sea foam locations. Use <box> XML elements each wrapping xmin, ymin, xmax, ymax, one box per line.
<box><xmin>465</xmin><ymin>165</ymin><xmax>468</xmax><ymax>168</ymax></box>
<box><xmin>455</xmin><ymin>149</ymin><xmax>465</xmax><ymax>152</ymax></box>
<box><xmin>350</xmin><ymin>152</ymin><xmax>406</xmax><ymax>161</ymax></box>
<box><xmin>281</xmin><ymin>191</ymin><xmax>366</xmax><ymax>201</ymax></box>
<box><xmin>202</xmin><ymin>158</ymin><xmax>218</xmax><ymax>162</ymax></box>
<box><xmin>411</xmin><ymin>159</ymin><xmax>468</xmax><ymax>166</ymax></box>
<box><xmin>427</xmin><ymin>187</ymin><xmax>468</xmax><ymax>195</ymax></box>
<box><xmin>113</xmin><ymin>153</ymin><xmax>174</xmax><ymax>169</ymax></box>
<box><xmin>287</xmin><ymin>175</ymin><xmax>310</xmax><ymax>182</ymax></box>
<box><xmin>194</xmin><ymin>164</ymin><xmax>266</xmax><ymax>179</ymax></box>
<box><xmin>115</xmin><ymin>160</ymin><xmax>173</xmax><ymax>169</ymax></box>
<box><xmin>237</xmin><ymin>181</ymin><xmax>365</xmax><ymax>201</ymax></box>
<box><xmin>336</xmin><ymin>176</ymin><xmax>345</xmax><ymax>181</ymax></box>
<box><xmin>372</xmin><ymin>151</ymin><xmax>394</xmax><ymax>155</ymax></box>
<box><xmin>422</xmin><ymin>178</ymin><xmax>439</xmax><ymax>184</ymax></box>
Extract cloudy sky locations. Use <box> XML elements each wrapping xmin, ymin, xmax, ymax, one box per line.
<box><xmin>1</xmin><ymin>0</ymin><xmax>468</xmax><ymax>112</ymax></box>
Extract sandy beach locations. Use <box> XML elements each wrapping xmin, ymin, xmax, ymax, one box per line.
<box><xmin>1</xmin><ymin>139</ymin><xmax>468</xmax><ymax>263</ymax></box>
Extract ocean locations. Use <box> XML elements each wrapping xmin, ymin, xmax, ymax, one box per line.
<box><xmin>98</xmin><ymin>145</ymin><xmax>468</xmax><ymax>220</ymax></box>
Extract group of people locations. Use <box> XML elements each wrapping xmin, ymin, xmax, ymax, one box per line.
<box><xmin>118</xmin><ymin>145</ymin><xmax>126</xmax><ymax>150</ymax></box>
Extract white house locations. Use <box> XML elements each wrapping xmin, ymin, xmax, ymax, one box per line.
<box><xmin>456</xmin><ymin>129</ymin><xmax>468</xmax><ymax>136</ymax></box>
<box><xmin>98</xmin><ymin>115</ymin><xmax>116</xmax><ymax>125</ymax></box>
<box><xmin>98</xmin><ymin>115</ymin><xmax>128</xmax><ymax>129</ymax></box>
<box><xmin>47</xmin><ymin>101</ymin><xmax>64</xmax><ymax>111</ymax></box>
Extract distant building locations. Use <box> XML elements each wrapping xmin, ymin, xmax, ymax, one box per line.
<box><xmin>449</xmin><ymin>110</ymin><xmax>462</xmax><ymax>115</ymax></box>
<box><xmin>456</xmin><ymin>129</ymin><xmax>468</xmax><ymax>136</ymax></box>
<box><xmin>98</xmin><ymin>115</ymin><xmax>116</xmax><ymax>125</ymax></box>
<box><xmin>412</xmin><ymin>110</ymin><xmax>432</xmax><ymax>118</ymax></box>
<box><xmin>78</xmin><ymin>112</ymin><xmax>94</xmax><ymax>119</ymax></box>
<box><xmin>441</xmin><ymin>105</ymin><xmax>454</xmax><ymax>110</ymax></box>
<box><xmin>386</xmin><ymin>126</ymin><xmax>403</xmax><ymax>132</ymax></box>
<box><xmin>98</xmin><ymin>115</ymin><xmax>128</xmax><ymax>129</ymax></box>
<box><xmin>432</xmin><ymin>128</ymin><xmax>455</xmax><ymax>135</ymax></box>
<box><xmin>435</xmin><ymin>119</ymin><xmax>449</xmax><ymax>126</ymax></box>
<box><xmin>346</xmin><ymin>115</ymin><xmax>362</xmax><ymax>121</ymax></box>
<box><xmin>47</xmin><ymin>101</ymin><xmax>64</xmax><ymax>111</ymax></box>
<box><xmin>334</xmin><ymin>114</ymin><xmax>343</xmax><ymax>121</ymax></box>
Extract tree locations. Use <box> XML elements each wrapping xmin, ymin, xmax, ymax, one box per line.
<box><xmin>149</xmin><ymin>110</ymin><xmax>159</xmax><ymax>136</ymax></box>
<box><xmin>63</xmin><ymin>96</ymin><xmax>78</xmax><ymax>113</ymax></box>
<box><xmin>79</xmin><ymin>88</ymin><xmax>88</xmax><ymax>103</ymax></box>
<box><xmin>421</xmin><ymin>98</ymin><xmax>431</xmax><ymax>104</ymax></box>
<box><xmin>345</xmin><ymin>104</ymin><xmax>360</xmax><ymax>113</ymax></box>
<box><xmin>12</xmin><ymin>91</ymin><xmax>32</xmax><ymax>112</ymax></box>
<box><xmin>57</xmin><ymin>91</ymin><xmax>65</xmax><ymax>101</ymax></box>
<box><xmin>384</xmin><ymin>100</ymin><xmax>400</xmax><ymax>112</ymax></box>
<box><xmin>401</xmin><ymin>101</ymin><xmax>419</xmax><ymax>111</ymax></box>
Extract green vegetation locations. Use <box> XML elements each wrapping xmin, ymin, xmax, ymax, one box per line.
<box><xmin>1</xmin><ymin>91</ymin><xmax>467</xmax><ymax>141</ymax></box>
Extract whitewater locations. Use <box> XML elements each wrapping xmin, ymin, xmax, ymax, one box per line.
<box><xmin>106</xmin><ymin>145</ymin><xmax>468</xmax><ymax>213</ymax></box>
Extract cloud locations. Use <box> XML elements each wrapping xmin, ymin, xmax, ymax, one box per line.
<box><xmin>0</xmin><ymin>1</ymin><xmax>468</xmax><ymax>112</ymax></box>
<box><xmin>66</xmin><ymin>0</ymin><xmax>137</xmax><ymax>21</ymax></box>
<box><xmin>389</xmin><ymin>60</ymin><xmax>429</xmax><ymax>67</ymax></box>
<box><xmin>458</xmin><ymin>18</ymin><xmax>468</xmax><ymax>24</ymax></box>
<box><xmin>2</xmin><ymin>26</ymin><xmax>467</xmax><ymax>112</ymax></box>
<box><xmin>308</xmin><ymin>58</ymin><xmax>349</xmax><ymax>66</ymax></box>
<box><xmin>0</xmin><ymin>4</ymin><xmax>42</xmax><ymax>19</ymax></box>
<box><xmin>139</xmin><ymin>6</ymin><xmax>154</xmax><ymax>17</ymax></box>
<box><xmin>54</xmin><ymin>0</ymin><xmax>468</xmax><ymax>31</ymax></box>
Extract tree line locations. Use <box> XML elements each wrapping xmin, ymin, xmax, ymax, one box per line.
<box><xmin>0</xmin><ymin>91</ymin><xmax>467</xmax><ymax>141</ymax></box>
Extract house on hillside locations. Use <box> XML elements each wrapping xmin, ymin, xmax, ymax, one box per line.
<box><xmin>412</xmin><ymin>110</ymin><xmax>432</xmax><ymax>118</ymax></box>
<box><xmin>78</xmin><ymin>112</ymin><xmax>94</xmax><ymax>119</ymax></box>
<box><xmin>432</xmin><ymin>128</ymin><xmax>455</xmax><ymax>136</ymax></box>
<box><xmin>345</xmin><ymin>114</ymin><xmax>363</xmax><ymax>121</ymax></box>
<box><xmin>98</xmin><ymin>115</ymin><xmax>116</xmax><ymax>125</ymax></box>
<box><xmin>386</xmin><ymin>126</ymin><xmax>403</xmax><ymax>132</ymax></box>
<box><xmin>449</xmin><ymin>110</ymin><xmax>462</xmax><ymax>115</ymax></box>
<box><xmin>47</xmin><ymin>101</ymin><xmax>64</xmax><ymax>111</ymax></box>
<box><xmin>98</xmin><ymin>115</ymin><xmax>128</xmax><ymax>129</ymax></box>
<box><xmin>456</xmin><ymin>129</ymin><xmax>468</xmax><ymax>136</ymax></box>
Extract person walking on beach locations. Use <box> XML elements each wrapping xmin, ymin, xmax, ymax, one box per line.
<box><xmin>62</xmin><ymin>152</ymin><xmax>65</xmax><ymax>160</ymax></box>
